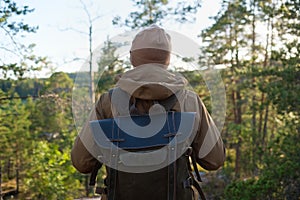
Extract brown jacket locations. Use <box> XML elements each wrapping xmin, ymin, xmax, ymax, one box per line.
<box><xmin>71</xmin><ymin>64</ymin><xmax>225</xmax><ymax>173</ymax></box>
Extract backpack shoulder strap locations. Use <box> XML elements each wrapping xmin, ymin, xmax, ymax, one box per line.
<box><xmin>88</xmin><ymin>160</ymin><xmax>102</xmax><ymax>196</ymax></box>
<box><xmin>110</xmin><ymin>87</ymin><xmax>179</xmax><ymax>113</ymax></box>
<box><xmin>158</xmin><ymin>93</ymin><xmax>178</xmax><ymax>111</ymax></box>
<box><xmin>189</xmin><ymin>150</ymin><xmax>206</xmax><ymax>200</ymax></box>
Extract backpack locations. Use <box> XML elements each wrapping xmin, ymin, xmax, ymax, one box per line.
<box><xmin>88</xmin><ymin>88</ymin><xmax>206</xmax><ymax>200</ymax></box>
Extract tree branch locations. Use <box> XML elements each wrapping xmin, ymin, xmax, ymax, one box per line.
<box><xmin>0</xmin><ymin>46</ymin><xmax>19</xmax><ymax>57</ymax></box>
<box><xmin>58</xmin><ymin>27</ymin><xmax>88</xmax><ymax>35</ymax></box>
<box><xmin>0</xmin><ymin>26</ymin><xmax>23</xmax><ymax>57</ymax></box>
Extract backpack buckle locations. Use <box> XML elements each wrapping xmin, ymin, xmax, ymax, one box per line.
<box><xmin>185</xmin><ymin>147</ymin><xmax>193</xmax><ymax>156</ymax></box>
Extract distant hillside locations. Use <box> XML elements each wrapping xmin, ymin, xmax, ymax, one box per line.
<box><xmin>0</xmin><ymin>72</ymin><xmax>78</xmax><ymax>98</ymax></box>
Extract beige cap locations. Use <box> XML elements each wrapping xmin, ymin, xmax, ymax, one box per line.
<box><xmin>130</xmin><ymin>25</ymin><xmax>171</xmax><ymax>52</ymax></box>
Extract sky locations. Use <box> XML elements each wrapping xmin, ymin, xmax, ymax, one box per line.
<box><xmin>18</xmin><ymin>0</ymin><xmax>222</xmax><ymax>77</ymax></box>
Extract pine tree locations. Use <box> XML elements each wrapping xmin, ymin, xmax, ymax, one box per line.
<box><xmin>112</xmin><ymin>0</ymin><xmax>200</xmax><ymax>29</ymax></box>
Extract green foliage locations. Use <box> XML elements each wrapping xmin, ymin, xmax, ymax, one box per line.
<box><xmin>0</xmin><ymin>0</ymin><xmax>37</xmax><ymax>34</ymax></box>
<box><xmin>96</xmin><ymin>38</ymin><xmax>130</xmax><ymax>94</ymax></box>
<box><xmin>200</xmin><ymin>0</ymin><xmax>299</xmax><ymax>198</ymax></box>
<box><xmin>0</xmin><ymin>0</ymin><xmax>48</xmax><ymax>78</ymax></box>
<box><xmin>0</xmin><ymin>0</ymin><xmax>299</xmax><ymax>199</ymax></box>
<box><xmin>261</xmin><ymin>62</ymin><xmax>299</xmax><ymax>115</ymax></box>
<box><xmin>24</xmin><ymin>141</ymin><xmax>82</xmax><ymax>200</ymax></box>
<box><xmin>22</xmin><ymin>72</ymin><xmax>85</xmax><ymax>199</ymax></box>
<box><xmin>0</xmin><ymin>72</ymin><xmax>86</xmax><ymax>199</ymax></box>
<box><xmin>0</xmin><ymin>91</ymin><xmax>31</xmax><ymax>160</ymax></box>
<box><xmin>263</xmin><ymin>0</ymin><xmax>300</xmax><ymax>115</ymax></box>
<box><xmin>0</xmin><ymin>78</ymin><xmax>44</xmax><ymax>98</ymax></box>
<box><xmin>31</xmin><ymin>72</ymin><xmax>76</xmax><ymax>147</ymax></box>
<box><xmin>112</xmin><ymin>0</ymin><xmax>200</xmax><ymax>29</ymax></box>
<box><xmin>225</xmin><ymin>121</ymin><xmax>300</xmax><ymax>199</ymax></box>
<box><xmin>201</xmin><ymin>0</ymin><xmax>250</xmax><ymax>66</ymax></box>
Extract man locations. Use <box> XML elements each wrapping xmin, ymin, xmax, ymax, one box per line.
<box><xmin>71</xmin><ymin>25</ymin><xmax>225</xmax><ymax>199</ymax></box>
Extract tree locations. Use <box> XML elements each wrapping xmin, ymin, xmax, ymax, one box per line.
<box><xmin>207</xmin><ymin>0</ymin><xmax>300</xmax><ymax>198</ymax></box>
<box><xmin>201</xmin><ymin>0</ymin><xmax>253</xmax><ymax>178</ymax></box>
<box><xmin>113</xmin><ymin>0</ymin><xmax>200</xmax><ymax>29</ymax></box>
<box><xmin>60</xmin><ymin>0</ymin><xmax>104</xmax><ymax>103</ymax></box>
<box><xmin>31</xmin><ymin>72</ymin><xmax>74</xmax><ymax>147</ymax></box>
<box><xmin>24</xmin><ymin>141</ymin><xmax>82</xmax><ymax>200</ymax></box>
<box><xmin>224</xmin><ymin>119</ymin><xmax>300</xmax><ymax>199</ymax></box>
<box><xmin>0</xmin><ymin>90</ymin><xmax>32</xmax><ymax>198</ymax></box>
<box><xmin>96</xmin><ymin>37</ymin><xmax>130</xmax><ymax>95</ymax></box>
<box><xmin>0</xmin><ymin>0</ymin><xmax>47</xmax><ymax>78</ymax></box>
<box><xmin>22</xmin><ymin>72</ymin><xmax>84</xmax><ymax>199</ymax></box>
<box><xmin>263</xmin><ymin>0</ymin><xmax>300</xmax><ymax>116</ymax></box>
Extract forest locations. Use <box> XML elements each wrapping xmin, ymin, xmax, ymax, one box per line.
<box><xmin>0</xmin><ymin>0</ymin><xmax>299</xmax><ymax>199</ymax></box>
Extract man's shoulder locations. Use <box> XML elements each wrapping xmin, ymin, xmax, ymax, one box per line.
<box><xmin>177</xmin><ymin>89</ymin><xmax>199</xmax><ymax>99</ymax></box>
<box><xmin>98</xmin><ymin>91</ymin><xmax>111</xmax><ymax>102</ymax></box>
<box><xmin>95</xmin><ymin>91</ymin><xmax>113</xmax><ymax>119</ymax></box>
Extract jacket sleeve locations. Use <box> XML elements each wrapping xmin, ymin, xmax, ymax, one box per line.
<box><xmin>191</xmin><ymin>95</ymin><xmax>226</xmax><ymax>170</ymax></box>
<box><xmin>71</xmin><ymin>93</ymin><xmax>112</xmax><ymax>174</ymax></box>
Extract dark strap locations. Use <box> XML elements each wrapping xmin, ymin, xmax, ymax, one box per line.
<box><xmin>109</xmin><ymin>88</ymin><xmax>178</xmax><ymax>112</ymax></box>
<box><xmin>189</xmin><ymin>151</ymin><xmax>206</xmax><ymax>200</ymax></box>
<box><xmin>89</xmin><ymin>161</ymin><xmax>103</xmax><ymax>187</ymax></box>
<box><xmin>168</xmin><ymin>163</ymin><xmax>175</xmax><ymax>200</ymax></box>
<box><xmin>183</xmin><ymin>175</ymin><xmax>206</xmax><ymax>200</ymax></box>
<box><xmin>158</xmin><ymin>93</ymin><xmax>178</xmax><ymax>111</ymax></box>
<box><xmin>108</xmin><ymin>119</ymin><xmax>120</xmax><ymax>200</ymax></box>
<box><xmin>191</xmin><ymin>151</ymin><xmax>202</xmax><ymax>182</ymax></box>
<box><xmin>192</xmin><ymin>178</ymin><xmax>206</xmax><ymax>200</ymax></box>
<box><xmin>108</xmin><ymin>168</ymin><xmax>116</xmax><ymax>200</ymax></box>
<box><xmin>167</xmin><ymin>112</ymin><xmax>177</xmax><ymax>200</ymax></box>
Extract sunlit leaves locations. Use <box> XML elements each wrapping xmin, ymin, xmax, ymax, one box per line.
<box><xmin>0</xmin><ymin>0</ymin><xmax>47</xmax><ymax>78</ymax></box>
<box><xmin>24</xmin><ymin>141</ymin><xmax>81</xmax><ymax>200</ymax></box>
<box><xmin>113</xmin><ymin>0</ymin><xmax>201</xmax><ymax>29</ymax></box>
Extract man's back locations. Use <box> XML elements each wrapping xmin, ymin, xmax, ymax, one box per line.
<box><xmin>71</xmin><ymin>25</ymin><xmax>225</xmax><ymax>200</ymax></box>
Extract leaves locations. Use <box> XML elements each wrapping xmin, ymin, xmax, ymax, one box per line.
<box><xmin>0</xmin><ymin>0</ymin><xmax>299</xmax><ymax>199</ymax></box>
<box><xmin>113</xmin><ymin>0</ymin><xmax>201</xmax><ymax>29</ymax></box>
<box><xmin>201</xmin><ymin>0</ymin><xmax>299</xmax><ymax>198</ymax></box>
<box><xmin>0</xmin><ymin>74</ymin><xmax>85</xmax><ymax>199</ymax></box>
<box><xmin>0</xmin><ymin>0</ymin><xmax>46</xmax><ymax>78</ymax></box>
<box><xmin>24</xmin><ymin>141</ymin><xmax>81</xmax><ymax>200</ymax></box>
